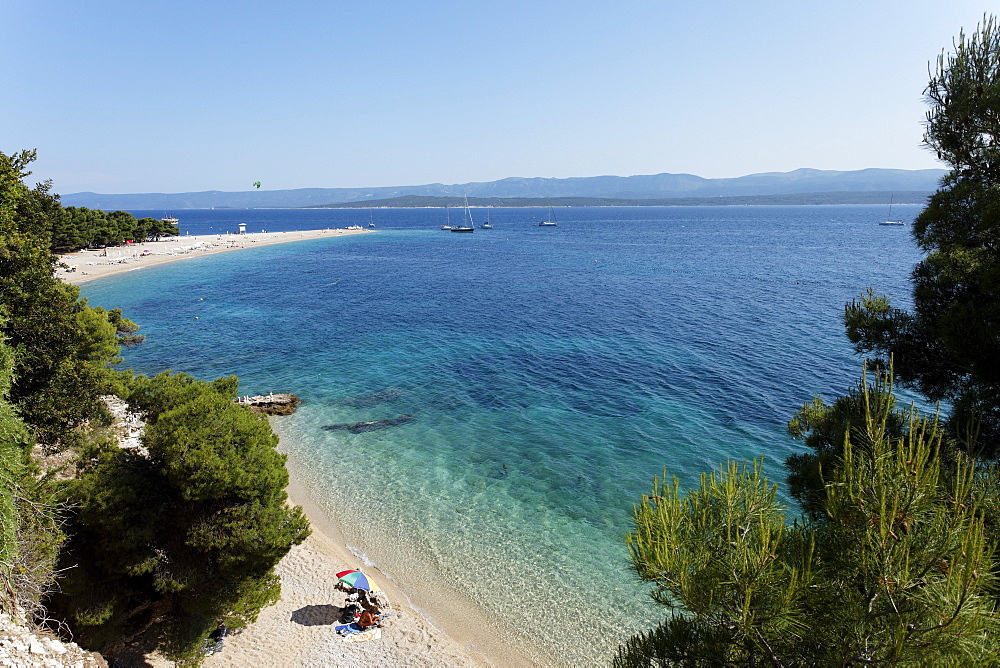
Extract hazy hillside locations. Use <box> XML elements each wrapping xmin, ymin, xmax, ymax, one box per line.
<box><xmin>61</xmin><ymin>168</ymin><xmax>947</xmax><ymax>209</ymax></box>
<box><xmin>322</xmin><ymin>191</ymin><xmax>933</xmax><ymax>208</ymax></box>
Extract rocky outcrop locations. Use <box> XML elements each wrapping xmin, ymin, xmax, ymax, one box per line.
<box><xmin>235</xmin><ymin>393</ymin><xmax>301</xmax><ymax>415</ymax></box>
<box><xmin>0</xmin><ymin>612</ymin><xmax>106</xmax><ymax>667</ymax></box>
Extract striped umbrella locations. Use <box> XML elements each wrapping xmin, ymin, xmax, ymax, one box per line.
<box><xmin>336</xmin><ymin>569</ymin><xmax>378</xmax><ymax>591</ymax></box>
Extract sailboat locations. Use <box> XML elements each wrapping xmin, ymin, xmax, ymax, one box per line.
<box><xmin>441</xmin><ymin>206</ymin><xmax>453</xmax><ymax>230</ymax></box>
<box><xmin>879</xmin><ymin>196</ymin><xmax>905</xmax><ymax>226</ymax></box>
<box><xmin>368</xmin><ymin>210</ymin><xmax>376</xmax><ymax>228</ymax></box>
<box><xmin>538</xmin><ymin>207</ymin><xmax>557</xmax><ymax>226</ymax></box>
<box><xmin>480</xmin><ymin>208</ymin><xmax>494</xmax><ymax>229</ymax></box>
<box><xmin>451</xmin><ymin>196</ymin><xmax>475</xmax><ymax>232</ymax></box>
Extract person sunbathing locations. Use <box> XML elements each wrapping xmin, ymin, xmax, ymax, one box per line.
<box><xmin>358</xmin><ymin>610</ymin><xmax>380</xmax><ymax>629</ymax></box>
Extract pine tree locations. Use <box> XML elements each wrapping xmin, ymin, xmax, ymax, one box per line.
<box><xmin>845</xmin><ymin>15</ymin><xmax>1000</xmax><ymax>454</ymax></box>
<box><xmin>616</xmin><ymin>369</ymin><xmax>1000</xmax><ymax>666</ymax></box>
<box><xmin>49</xmin><ymin>373</ymin><xmax>310</xmax><ymax>660</ymax></box>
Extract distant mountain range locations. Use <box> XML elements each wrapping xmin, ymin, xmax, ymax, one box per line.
<box><xmin>61</xmin><ymin>168</ymin><xmax>948</xmax><ymax>210</ymax></box>
<box><xmin>323</xmin><ymin>192</ymin><xmax>935</xmax><ymax>208</ymax></box>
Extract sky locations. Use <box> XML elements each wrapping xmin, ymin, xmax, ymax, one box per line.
<box><xmin>1</xmin><ymin>1</ymin><xmax>991</xmax><ymax>194</ymax></box>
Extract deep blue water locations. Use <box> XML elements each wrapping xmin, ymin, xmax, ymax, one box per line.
<box><xmin>84</xmin><ymin>206</ymin><xmax>922</xmax><ymax>664</ymax></box>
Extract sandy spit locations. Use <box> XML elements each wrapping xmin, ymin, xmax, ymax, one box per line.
<box><xmin>58</xmin><ymin>228</ymin><xmax>373</xmax><ymax>285</ymax></box>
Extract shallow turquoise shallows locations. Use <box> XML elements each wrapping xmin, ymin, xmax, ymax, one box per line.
<box><xmin>82</xmin><ymin>205</ymin><xmax>923</xmax><ymax>665</ymax></box>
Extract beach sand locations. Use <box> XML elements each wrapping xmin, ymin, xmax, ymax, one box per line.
<box><xmin>201</xmin><ymin>475</ymin><xmax>495</xmax><ymax>668</ymax></box>
<box><xmin>58</xmin><ymin>228</ymin><xmax>373</xmax><ymax>285</ymax></box>
<box><xmin>61</xmin><ymin>231</ymin><xmax>534</xmax><ymax>667</ymax></box>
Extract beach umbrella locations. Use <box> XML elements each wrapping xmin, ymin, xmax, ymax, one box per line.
<box><xmin>336</xmin><ymin>569</ymin><xmax>378</xmax><ymax>591</ymax></box>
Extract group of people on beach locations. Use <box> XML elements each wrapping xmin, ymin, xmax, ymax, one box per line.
<box><xmin>336</xmin><ymin>583</ymin><xmax>385</xmax><ymax>636</ymax></box>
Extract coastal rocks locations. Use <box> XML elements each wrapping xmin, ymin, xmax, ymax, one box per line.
<box><xmin>0</xmin><ymin>611</ymin><xmax>107</xmax><ymax>667</ymax></box>
<box><xmin>101</xmin><ymin>395</ymin><xmax>146</xmax><ymax>452</ymax></box>
<box><xmin>322</xmin><ymin>415</ymin><xmax>416</xmax><ymax>434</ymax></box>
<box><xmin>235</xmin><ymin>393</ymin><xmax>301</xmax><ymax>415</ymax></box>
<box><xmin>35</xmin><ymin>396</ymin><xmax>147</xmax><ymax>480</ymax></box>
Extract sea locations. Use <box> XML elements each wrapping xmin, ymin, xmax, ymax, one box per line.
<box><xmin>79</xmin><ymin>205</ymin><xmax>923</xmax><ymax>665</ymax></box>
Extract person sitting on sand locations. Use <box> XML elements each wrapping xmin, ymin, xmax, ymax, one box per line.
<box><xmin>357</xmin><ymin>609</ymin><xmax>380</xmax><ymax>629</ymax></box>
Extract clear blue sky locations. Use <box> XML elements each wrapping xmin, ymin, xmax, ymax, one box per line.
<box><xmin>1</xmin><ymin>1</ymin><xmax>989</xmax><ymax>194</ymax></box>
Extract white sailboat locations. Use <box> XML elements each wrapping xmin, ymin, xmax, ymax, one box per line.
<box><xmin>480</xmin><ymin>208</ymin><xmax>493</xmax><ymax>229</ymax></box>
<box><xmin>538</xmin><ymin>207</ymin><xmax>557</xmax><ymax>226</ymax></box>
<box><xmin>451</xmin><ymin>196</ymin><xmax>475</xmax><ymax>232</ymax></box>
<box><xmin>879</xmin><ymin>196</ymin><xmax>905</xmax><ymax>226</ymax></box>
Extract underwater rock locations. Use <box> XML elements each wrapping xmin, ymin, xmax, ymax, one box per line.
<box><xmin>322</xmin><ymin>414</ymin><xmax>416</xmax><ymax>433</ymax></box>
<box><xmin>339</xmin><ymin>388</ymin><xmax>404</xmax><ymax>408</ymax></box>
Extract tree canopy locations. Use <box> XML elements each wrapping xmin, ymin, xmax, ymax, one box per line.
<box><xmin>845</xmin><ymin>15</ymin><xmax>1000</xmax><ymax>454</ymax></box>
<box><xmin>0</xmin><ymin>150</ymin><xmax>140</xmax><ymax>448</ymax></box>
<box><xmin>50</xmin><ymin>207</ymin><xmax>177</xmax><ymax>253</ymax></box>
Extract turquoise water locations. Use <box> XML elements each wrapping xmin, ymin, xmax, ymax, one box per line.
<box><xmin>82</xmin><ymin>206</ymin><xmax>922</xmax><ymax>664</ymax></box>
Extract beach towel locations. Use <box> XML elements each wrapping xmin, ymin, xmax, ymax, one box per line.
<box><xmin>335</xmin><ymin>622</ymin><xmax>363</xmax><ymax>635</ymax></box>
<box><xmin>343</xmin><ymin>627</ymin><xmax>381</xmax><ymax>643</ymax></box>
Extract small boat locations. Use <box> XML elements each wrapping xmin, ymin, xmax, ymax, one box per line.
<box><xmin>368</xmin><ymin>210</ymin><xmax>376</xmax><ymax>229</ymax></box>
<box><xmin>538</xmin><ymin>207</ymin><xmax>557</xmax><ymax>226</ymax></box>
<box><xmin>879</xmin><ymin>196</ymin><xmax>905</xmax><ymax>226</ymax></box>
<box><xmin>161</xmin><ymin>215</ymin><xmax>179</xmax><ymax>225</ymax></box>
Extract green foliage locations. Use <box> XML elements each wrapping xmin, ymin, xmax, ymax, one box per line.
<box><xmin>50</xmin><ymin>372</ymin><xmax>310</xmax><ymax>659</ymax></box>
<box><xmin>924</xmin><ymin>15</ymin><xmax>1000</xmax><ymax>181</ymax></box>
<box><xmin>0</xmin><ymin>328</ymin><xmax>26</xmax><ymax>575</ymax></box>
<box><xmin>49</xmin><ymin>207</ymin><xmax>179</xmax><ymax>253</ymax></box>
<box><xmin>125</xmin><ymin>371</ymin><xmax>239</xmax><ymax>424</ymax></box>
<box><xmin>0</xmin><ymin>232</ymin><xmax>119</xmax><ymax>446</ymax></box>
<box><xmin>845</xmin><ymin>16</ymin><xmax>1000</xmax><ymax>456</ymax></box>
<box><xmin>0</xmin><ymin>322</ymin><xmax>65</xmax><ymax>619</ymax></box>
<box><xmin>624</xmin><ymin>459</ymin><xmax>815</xmax><ymax>665</ymax></box>
<box><xmin>0</xmin><ymin>149</ymin><xmax>60</xmax><ymax>242</ymax></box>
<box><xmin>2</xmin><ymin>148</ymin><xmax>306</xmax><ymax>663</ymax></box>
<box><xmin>618</xmin><ymin>369</ymin><xmax>1000</xmax><ymax>666</ymax></box>
<box><xmin>0</xmin><ymin>149</ymin><xmax>143</xmax><ymax>447</ymax></box>
<box><xmin>785</xmin><ymin>370</ymin><xmax>909</xmax><ymax>518</ymax></box>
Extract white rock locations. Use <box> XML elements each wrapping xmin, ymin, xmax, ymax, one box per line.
<box><xmin>45</xmin><ymin>638</ymin><xmax>67</xmax><ymax>654</ymax></box>
<box><xmin>28</xmin><ymin>637</ymin><xmax>45</xmax><ymax>654</ymax></box>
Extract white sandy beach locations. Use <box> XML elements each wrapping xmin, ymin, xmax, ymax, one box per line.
<box><xmin>60</xmin><ymin>230</ymin><xmax>533</xmax><ymax>667</ymax></box>
<box><xmin>58</xmin><ymin>228</ymin><xmax>373</xmax><ymax>285</ymax></box>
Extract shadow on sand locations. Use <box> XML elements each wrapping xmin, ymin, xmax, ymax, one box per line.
<box><xmin>290</xmin><ymin>604</ymin><xmax>342</xmax><ymax>627</ymax></box>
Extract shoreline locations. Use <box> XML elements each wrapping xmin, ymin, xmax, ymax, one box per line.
<box><xmin>268</xmin><ymin>444</ymin><xmax>538</xmax><ymax>667</ymax></box>
<box><xmin>65</xmin><ymin>231</ymin><xmax>531</xmax><ymax>667</ymax></box>
<box><xmin>58</xmin><ymin>228</ymin><xmax>374</xmax><ymax>285</ymax></box>
<box><xmin>201</xmin><ymin>468</ymin><xmax>496</xmax><ymax>667</ymax></box>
